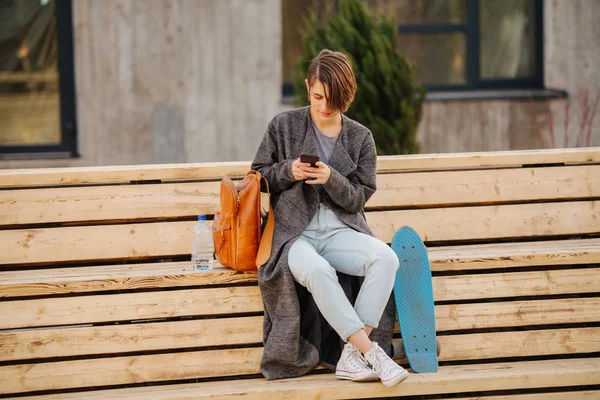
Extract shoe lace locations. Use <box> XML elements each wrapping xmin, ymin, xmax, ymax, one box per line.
<box><xmin>348</xmin><ymin>345</ymin><xmax>367</xmax><ymax>368</ymax></box>
<box><xmin>369</xmin><ymin>345</ymin><xmax>396</xmax><ymax>376</ymax></box>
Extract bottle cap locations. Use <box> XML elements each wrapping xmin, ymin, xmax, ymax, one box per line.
<box><xmin>198</xmin><ymin>215</ymin><xmax>207</xmax><ymax>221</ymax></box>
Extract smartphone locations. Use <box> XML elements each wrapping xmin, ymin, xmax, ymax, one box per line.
<box><xmin>300</xmin><ymin>154</ymin><xmax>320</xmax><ymax>168</ymax></box>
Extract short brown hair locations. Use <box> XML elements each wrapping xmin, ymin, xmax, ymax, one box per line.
<box><xmin>307</xmin><ymin>49</ymin><xmax>357</xmax><ymax>112</ymax></box>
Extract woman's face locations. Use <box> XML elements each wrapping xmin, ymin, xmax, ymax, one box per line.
<box><xmin>305</xmin><ymin>79</ymin><xmax>339</xmax><ymax>124</ymax></box>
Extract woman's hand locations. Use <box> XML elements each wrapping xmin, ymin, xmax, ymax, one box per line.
<box><xmin>304</xmin><ymin>161</ymin><xmax>331</xmax><ymax>185</ymax></box>
<box><xmin>292</xmin><ymin>158</ymin><xmax>310</xmax><ymax>181</ymax></box>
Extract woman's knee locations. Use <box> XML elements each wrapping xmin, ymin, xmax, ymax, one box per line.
<box><xmin>370</xmin><ymin>245</ymin><xmax>399</xmax><ymax>275</ymax></box>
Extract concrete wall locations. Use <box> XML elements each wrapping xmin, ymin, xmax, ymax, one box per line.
<box><xmin>416</xmin><ymin>99</ymin><xmax>549</xmax><ymax>153</ymax></box>
<box><xmin>544</xmin><ymin>0</ymin><xmax>600</xmax><ymax>147</ymax></box>
<box><xmin>75</xmin><ymin>0</ymin><xmax>281</xmax><ymax>165</ymax></box>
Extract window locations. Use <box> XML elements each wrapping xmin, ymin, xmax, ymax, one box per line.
<box><xmin>282</xmin><ymin>0</ymin><xmax>543</xmax><ymax>97</ymax></box>
<box><xmin>0</xmin><ymin>0</ymin><xmax>77</xmax><ymax>157</ymax></box>
<box><xmin>365</xmin><ymin>0</ymin><xmax>543</xmax><ymax>90</ymax></box>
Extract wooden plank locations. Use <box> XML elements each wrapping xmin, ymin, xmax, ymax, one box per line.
<box><xmin>0</xmin><ymin>162</ymin><xmax>249</xmax><ymax>188</ymax></box>
<box><xmin>0</xmin><ymin>337</ymin><xmax>598</xmax><ymax>395</ymax></box>
<box><xmin>0</xmin><ymin>161</ymin><xmax>250</xmax><ymax>188</ymax></box>
<box><xmin>3</xmin><ymin>299</ymin><xmax>599</xmax><ymax>361</ymax></box>
<box><xmin>435</xmin><ymin>327</ymin><xmax>600</xmax><ymax>361</ymax></box>
<box><xmin>435</xmin><ymin>297</ymin><xmax>600</xmax><ymax>331</ymax></box>
<box><xmin>0</xmin><ymin>221</ymin><xmax>193</xmax><ymax>265</ymax></box>
<box><xmin>428</xmin><ymin>238</ymin><xmax>600</xmax><ymax>271</ymax></box>
<box><xmin>1</xmin><ymin>202</ymin><xmax>598</xmax><ymax>266</ymax></box>
<box><xmin>0</xmin><ymin>316</ymin><xmax>263</xmax><ymax>362</ymax></box>
<box><xmin>3</xmin><ymin>165</ymin><xmax>599</xmax><ymax>226</ymax></box>
<box><xmin>1</xmin><ymin>239</ymin><xmax>598</xmax><ymax>297</ymax></box>
<box><xmin>368</xmin><ymin>201</ymin><xmax>600</xmax><ymax>244</ymax></box>
<box><xmin>15</xmin><ymin>387</ymin><xmax>600</xmax><ymax>400</ymax></box>
<box><xmin>2</xmin><ymin>269</ymin><xmax>598</xmax><ymax>330</ymax></box>
<box><xmin>0</xmin><ymin>347</ymin><xmax>264</xmax><ymax>395</ymax></box>
<box><xmin>376</xmin><ymin>147</ymin><xmax>600</xmax><ymax>171</ymax></box>
<box><xmin>434</xmin><ymin>268</ymin><xmax>600</xmax><ymax>301</ymax></box>
<box><xmin>1</xmin><ymin>148</ymin><xmax>598</xmax><ymax>188</ymax></box>
<box><xmin>449</xmin><ymin>392</ymin><xmax>600</xmax><ymax>400</ymax></box>
<box><xmin>0</xmin><ymin>286</ymin><xmax>262</xmax><ymax>330</ymax></box>
<box><xmin>0</xmin><ymin>262</ymin><xmax>258</xmax><ymax>298</ymax></box>
<box><xmin>369</xmin><ymin>164</ymin><xmax>600</xmax><ymax>210</ymax></box>
<box><xmin>0</xmin><ymin>181</ymin><xmax>221</xmax><ymax>226</ymax></box>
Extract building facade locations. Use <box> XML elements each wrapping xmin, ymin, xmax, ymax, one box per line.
<box><xmin>0</xmin><ymin>0</ymin><xmax>597</xmax><ymax>169</ymax></box>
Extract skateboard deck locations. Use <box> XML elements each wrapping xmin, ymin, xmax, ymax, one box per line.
<box><xmin>391</xmin><ymin>225</ymin><xmax>438</xmax><ymax>373</ymax></box>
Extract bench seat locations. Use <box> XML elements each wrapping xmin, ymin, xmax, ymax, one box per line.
<box><xmin>12</xmin><ymin>359</ymin><xmax>600</xmax><ymax>400</ymax></box>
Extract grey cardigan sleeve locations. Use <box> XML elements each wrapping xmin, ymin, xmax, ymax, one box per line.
<box><xmin>323</xmin><ymin>132</ymin><xmax>377</xmax><ymax>214</ymax></box>
<box><xmin>251</xmin><ymin>121</ymin><xmax>297</xmax><ymax>194</ymax></box>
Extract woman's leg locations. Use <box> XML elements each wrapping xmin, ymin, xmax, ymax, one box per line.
<box><xmin>289</xmin><ymin>218</ymin><xmax>407</xmax><ymax>386</ymax></box>
<box><xmin>347</xmin><ymin>329</ymin><xmax>373</xmax><ymax>354</ymax></box>
<box><xmin>289</xmin><ymin>236</ymin><xmax>377</xmax><ymax>382</ymax></box>
<box><xmin>320</xmin><ymin>228</ymin><xmax>399</xmax><ymax>331</ymax></box>
<box><xmin>288</xmin><ymin>237</ymin><xmax>365</xmax><ymax>341</ymax></box>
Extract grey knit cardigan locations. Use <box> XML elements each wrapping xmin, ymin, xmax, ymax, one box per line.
<box><xmin>251</xmin><ymin>106</ymin><xmax>396</xmax><ymax>380</ymax></box>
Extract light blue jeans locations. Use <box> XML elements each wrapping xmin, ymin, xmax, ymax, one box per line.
<box><xmin>288</xmin><ymin>203</ymin><xmax>399</xmax><ymax>341</ymax></box>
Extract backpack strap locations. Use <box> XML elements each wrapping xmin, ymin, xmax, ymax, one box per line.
<box><xmin>255</xmin><ymin>172</ymin><xmax>274</xmax><ymax>268</ymax></box>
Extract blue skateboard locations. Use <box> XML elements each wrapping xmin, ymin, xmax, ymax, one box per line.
<box><xmin>391</xmin><ymin>226</ymin><xmax>439</xmax><ymax>373</ymax></box>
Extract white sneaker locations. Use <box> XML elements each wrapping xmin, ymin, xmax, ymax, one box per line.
<box><xmin>364</xmin><ymin>342</ymin><xmax>409</xmax><ymax>387</ymax></box>
<box><xmin>335</xmin><ymin>343</ymin><xmax>378</xmax><ymax>382</ymax></box>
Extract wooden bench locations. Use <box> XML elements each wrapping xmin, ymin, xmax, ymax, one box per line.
<box><xmin>0</xmin><ymin>147</ymin><xmax>599</xmax><ymax>399</ymax></box>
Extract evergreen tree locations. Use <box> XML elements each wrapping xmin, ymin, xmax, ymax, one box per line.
<box><xmin>293</xmin><ymin>0</ymin><xmax>426</xmax><ymax>155</ymax></box>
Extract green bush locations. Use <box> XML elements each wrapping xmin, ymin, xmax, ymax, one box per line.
<box><xmin>293</xmin><ymin>0</ymin><xmax>426</xmax><ymax>155</ymax></box>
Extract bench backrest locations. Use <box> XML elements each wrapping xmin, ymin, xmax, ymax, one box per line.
<box><xmin>0</xmin><ymin>148</ymin><xmax>599</xmax><ymax>396</ymax></box>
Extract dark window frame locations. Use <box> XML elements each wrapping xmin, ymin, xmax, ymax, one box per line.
<box><xmin>282</xmin><ymin>0</ymin><xmax>544</xmax><ymax>99</ymax></box>
<box><xmin>0</xmin><ymin>0</ymin><xmax>78</xmax><ymax>157</ymax></box>
<box><xmin>398</xmin><ymin>0</ymin><xmax>544</xmax><ymax>91</ymax></box>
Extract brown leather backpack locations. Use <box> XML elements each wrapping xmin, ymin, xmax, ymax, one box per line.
<box><xmin>212</xmin><ymin>170</ymin><xmax>274</xmax><ymax>271</ymax></box>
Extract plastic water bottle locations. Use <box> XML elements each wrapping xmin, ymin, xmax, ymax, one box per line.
<box><xmin>191</xmin><ymin>215</ymin><xmax>214</xmax><ymax>270</ymax></box>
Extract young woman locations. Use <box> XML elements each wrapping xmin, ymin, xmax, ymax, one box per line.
<box><xmin>251</xmin><ymin>49</ymin><xmax>408</xmax><ymax>387</ymax></box>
